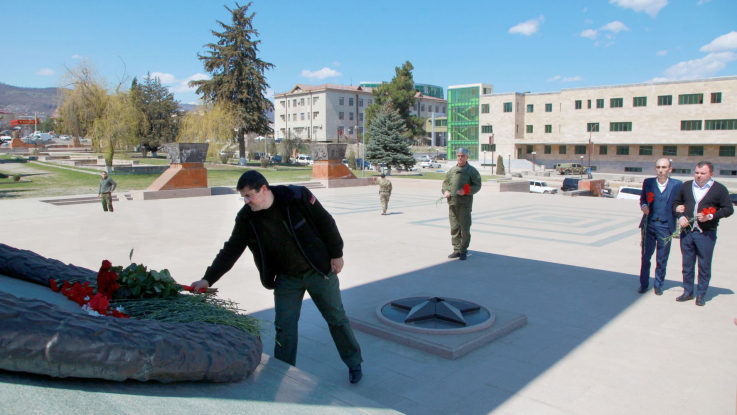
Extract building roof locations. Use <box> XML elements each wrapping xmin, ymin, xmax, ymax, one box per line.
<box><xmin>274</xmin><ymin>84</ymin><xmax>374</xmax><ymax>97</ymax></box>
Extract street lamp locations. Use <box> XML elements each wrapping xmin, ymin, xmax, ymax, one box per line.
<box><xmin>580</xmin><ymin>155</ymin><xmax>584</xmax><ymax>178</ymax></box>
<box><xmin>361</xmin><ymin>114</ymin><xmax>365</xmax><ymax>178</ymax></box>
<box><xmin>531</xmin><ymin>152</ymin><xmax>537</xmax><ymax>173</ymax></box>
<box><xmin>508</xmin><ymin>153</ymin><xmax>512</xmax><ymax>176</ymax></box>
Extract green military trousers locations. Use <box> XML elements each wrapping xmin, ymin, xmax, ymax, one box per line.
<box><xmin>273</xmin><ymin>268</ymin><xmax>363</xmax><ymax>368</ymax></box>
<box><xmin>449</xmin><ymin>205</ymin><xmax>472</xmax><ymax>254</ymax></box>
<box><xmin>380</xmin><ymin>192</ymin><xmax>390</xmax><ymax>214</ymax></box>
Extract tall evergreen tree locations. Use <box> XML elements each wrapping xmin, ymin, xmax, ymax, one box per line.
<box><xmin>365</xmin><ymin>61</ymin><xmax>425</xmax><ymax>139</ymax></box>
<box><xmin>365</xmin><ymin>102</ymin><xmax>415</xmax><ymax>172</ymax></box>
<box><xmin>130</xmin><ymin>75</ymin><xmax>180</xmax><ymax>156</ymax></box>
<box><xmin>496</xmin><ymin>154</ymin><xmax>506</xmax><ymax>175</ymax></box>
<box><xmin>190</xmin><ymin>2</ymin><xmax>274</xmax><ymax>163</ymax></box>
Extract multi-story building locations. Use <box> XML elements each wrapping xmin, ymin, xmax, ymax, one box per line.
<box><xmin>424</xmin><ymin>116</ymin><xmax>447</xmax><ymax>146</ymax></box>
<box><xmin>447</xmin><ymin>77</ymin><xmax>737</xmax><ymax>176</ymax></box>
<box><xmin>274</xmin><ymin>83</ymin><xmax>447</xmax><ymax>142</ymax></box>
<box><xmin>359</xmin><ymin>82</ymin><xmax>445</xmax><ymax>99</ymax></box>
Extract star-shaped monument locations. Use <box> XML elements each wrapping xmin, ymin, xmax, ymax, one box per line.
<box><xmin>390</xmin><ymin>297</ymin><xmax>481</xmax><ymax>326</ymax></box>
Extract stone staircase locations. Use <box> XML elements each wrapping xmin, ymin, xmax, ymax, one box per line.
<box><xmin>40</xmin><ymin>194</ymin><xmax>133</xmax><ymax>206</ymax></box>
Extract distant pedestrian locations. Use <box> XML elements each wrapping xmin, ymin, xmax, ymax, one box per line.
<box><xmin>673</xmin><ymin>161</ymin><xmax>733</xmax><ymax>306</ymax></box>
<box><xmin>377</xmin><ymin>173</ymin><xmax>392</xmax><ymax>215</ymax></box>
<box><xmin>97</xmin><ymin>171</ymin><xmax>116</xmax><ymax>212</ymax></box>
<box><xmin>441</xmin><ymin>148</ymin><xmax>482</xmax><ymax>260</ymax></box>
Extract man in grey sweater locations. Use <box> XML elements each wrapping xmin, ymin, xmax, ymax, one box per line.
<box><xmin>97</xmin><ymin>171</ymin><xmax>117</xmax><ymax>212</ymax></box>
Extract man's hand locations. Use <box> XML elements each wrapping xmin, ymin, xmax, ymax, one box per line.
<box><xmin>444</xmin><ymin>190</ymin><xmax>451</xmax><ymax>199</ymax></box>
<box><xmin>97</xmin><ymin>194</ymin><xmax>101</xmax><ymax>198</ymax></box>
<box><xmin>675</xmin><ymin>205</ymin><xmax>685</xmax><ymax>213</ymax></box>
<box><xmin>679</xmin><ymin>217</ymin><xmax>690</xmax><ymax>228</ymax></box>
<box><xmin>641</xmin><ymin>205</ymin><xmax>650</xmax><ymax>215</ymax></box>
<box><xmin>190</xmin><ymin>279</ymin><xmax>210</xmax><ymax>294</ymax></box>
<box><xmin>455</xmin><ymin>190</ymin><xmax>465</xmax><ymax>196</ymax></box>
<box><xmin>696</xmin><ymin>213</ymin><xmax>710</xmax><ymax>222</ymax></box>
<box><xmin>331</xmin><ymin>257</ymin><xmax>344</xmax><ymax>274</ymax></box>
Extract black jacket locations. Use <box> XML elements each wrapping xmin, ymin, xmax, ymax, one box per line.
<box><xmin>203</xmin><ymin>185</ymin><xmax>344</xmax><ymax>289</ymax></box>
<box><xmin>673</xmin><ymin>180</ymin><xmax>734</xmax><ymax>233</ymax></box>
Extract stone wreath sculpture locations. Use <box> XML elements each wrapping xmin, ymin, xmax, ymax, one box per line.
<box><xmin>0</xmin><ymin>244</ymin><xmax>262</xmax><ymax>383</ymax></box>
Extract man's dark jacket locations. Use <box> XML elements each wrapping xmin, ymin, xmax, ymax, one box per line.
<box><xmin>673</xmin><ymin>180</ymin><xmax>734</xmax><ymax>233</ymax></box>
<box><xmin>203</xmin><ymin>185</ymin><xmax>344</xmax><ymax>289</ymax></box>
<box><xmin>639</xmin><ymin>177</ymin><xmax>682</xmax><ymax>234</ymax></box>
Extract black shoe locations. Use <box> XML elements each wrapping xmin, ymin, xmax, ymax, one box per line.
<box><xmin>637</xmin><ymin>286</ymin><xmax>648</xmax><ymax>294</ymax></box>
<box><xmin>676</xmin><ymin>293</ymin><xmax>694</xmax><ymax>302</ymax></box>
<box><xmin>695</xmin><ymin>296</ymin><xmax>705</xmax><ymax>306</ymax></box>
<box><xmin>459</xmin><ymin>253</ymin><xmax>467</xmax><ymax>260</ymax></box>
<box><xmin>654</xmin><ymin>287</ymin><xmax>663</xmax><ymax>296</ymax></box>
<box><xmin>448</xmin><ymin>252</ymin><xmax>461</xmax><ymax>259</ymax></box>
<box><xmin>349</xmin><ymin>364</ymin><xmax>362</xmax><ymax>384</ymax></box>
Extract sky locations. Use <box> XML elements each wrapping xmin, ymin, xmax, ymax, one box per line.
<box><xmin>3</xmin><ymin>0</ymin><xmax>736</xmax><ymax>105</ymax></box>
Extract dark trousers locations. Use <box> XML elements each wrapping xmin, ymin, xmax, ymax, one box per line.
<box><xmin>449</xmin><ymin>205</ymin><xmax>472</xmax><ymax>253</ymax></box>
<box><xmin>100</xmin><ymin>193</ymin><xmax>113</xmax><ymax>212</ymax></box>
<box><xmin>680</xmin><ymin>231</ymin><xmax>717</xmax><ymax>297</ymax></box>
<box><xmin>639</xmin><ymin>220</ymin><xmax>671</xmax><ymax>288</ymax></box>
<box><xmin>273</xmin><ymin>269</ymin><xmax>362</xmax><ymax>368</ymax></box>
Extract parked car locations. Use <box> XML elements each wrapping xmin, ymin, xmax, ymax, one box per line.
<box><xmin>602</xmin><ymin>188</ymin><xmax>615</xmax><ymax>198</ymax></box>
<box><xmin>561</xmin><ymin>178</ymin><xmax>582</xmax><ymax>191</ymax></box>
<box><xmin>60</xmin><ymin>135</ymin><xmax>71</xmax><ymax>141</ymax></box>
<box><xmin>617</xmin><ymin>186</ymin><xmax>642</xmax><ymax>200</ymax></box>
<box><xmin>270</xmin><ymin>155</ymin><xmax>283</xmax><ymax>164</ymax></box>
<box><xmin>354</xmin><ymin>158</ymin><xmax>371</xmax><ymax>169</ymax></box>
<box><xmin>729</xmin><ymin>193</ymin><xmax>737</xmax><ymax>205</ymax></box>
<box><xmin>421</xmin><ymin>161</ymin><xmax>441</xmax><ymax>169</ymax></box>
<box><xmin>295</xmin><ymin>154</ymin><xmax>313</xmax><ymax>166</ymax></box>
<box><xmin>418</xmin><ymin>155</ymin><xmax>432</xmax><ymax>162</ymax></box>
<box><xmin>435</xmin><ymin>153</ymin><xmax>448</xmax><ymax>161</ymax></box>
<box><xmin>555</xmin><ymin>163</ymin><xmax>586</xmax><ymax>175</ymax></box>
<box><xmin>528</xmin><ymin>180</ymin><xmax>558</xmax><ymax>194</ymax></box>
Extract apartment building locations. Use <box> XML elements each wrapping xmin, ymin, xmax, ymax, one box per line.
<box><xmin>448</xmin><ymin>77</ymin><xmax>737</xmax><ymax>176</ymax></box>
<box><xmin>359</xmin><ymin>82</ymin><xmax>445</xmax><ymax>99</ymax></box>
<box><xmin>274</xmin><ymin>83</ymin><xmax>447</xmax><ymax>142</ymax></box>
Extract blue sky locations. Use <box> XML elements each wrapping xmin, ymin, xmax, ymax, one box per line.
<box><xmin>4</xmin><ymin>0</ymin><xmax>736</xmax><ymax>104</ymax></box>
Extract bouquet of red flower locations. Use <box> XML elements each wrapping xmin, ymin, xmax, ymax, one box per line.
<box><xmin>436</xmin><ymin>184</ymin><xmax>471</xmax><ymax>205</ymax></box>
<box><xmin>663</xmin><ymin>207</ymin><xmax>717</xmax><ymax>245</ymax></box>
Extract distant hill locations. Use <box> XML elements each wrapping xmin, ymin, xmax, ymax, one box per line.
<box><xmin>0</xmin><ymin>83</ymin><xmax>60</xmax><ymax>118</ymax></box>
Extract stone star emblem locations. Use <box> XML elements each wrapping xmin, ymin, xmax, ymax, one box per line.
<box><xmin>390</xmin><ymin>297</ymin><xmax>481</xmax><ymax>326</ymax></box>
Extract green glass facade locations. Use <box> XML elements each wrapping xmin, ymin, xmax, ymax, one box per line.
<box><xmin>447</xmin><ymin>86</ymin><xmax>479</xmax><ymax>161</ymax></box>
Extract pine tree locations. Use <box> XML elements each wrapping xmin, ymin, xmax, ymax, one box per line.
<box><xmin>130</xmin><ymin>75</ymin><xmax>180</xmax><ymax>156</ymax></box>
<box><xmin>365</xmin><ymin>102</ymin><xmax>415</xmax><ymax>172</ymax></box>
<box><xmin>190</xmin><ymin>2</ymin><xmax>274</xmax><ymax>162</ymax></box>
<box><xmin>496</xmin><ymin>154</ymin><xmax>505</xmax><ymax>175</ymax></box>
<box><xmin>365</xmin><ymin>61</ymin><xmax>424</xmax><ymax>140</ymax></box>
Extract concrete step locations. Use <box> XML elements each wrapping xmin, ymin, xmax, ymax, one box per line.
<box><xmin>40</xmin><ymin>194</ymin><xmax>132</xmax><ymax>206</ymax></box>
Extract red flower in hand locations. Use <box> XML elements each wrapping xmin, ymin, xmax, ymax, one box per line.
<box><xmin>463</xmin><ymin>184</ymin><xmax>471</xmax><ymax>195</ymax></box>
<box><xmin>701</xmin><ymin>207</ymin><xmax>717</xmax><ymax>216</ymax></box>
<box><xmin>646</xmin><ymin>192</ymin><xmax>654</xmax><ymax>204</ymax></box>
<box><xmin>708</xmin><ymin>207</ymin><xmax>717</xmax><ymax>215</ymax></box>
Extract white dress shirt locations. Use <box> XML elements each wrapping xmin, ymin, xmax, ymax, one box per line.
<box><xmin>691</xmin><ymin>179</ymin><xmax>714</xmax><ymax>231</ymax></box>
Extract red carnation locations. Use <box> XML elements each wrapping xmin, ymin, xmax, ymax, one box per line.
<box><xmin>463</xmin><ymin>184</ymin><xmax>471</xmax><ymax>195</ymax></box>
<box><xmin>646</xmin><ymin>192</ymin><xmax>654</xmax><ymax>204</ymax></box>
<box><xmin>87</xmin><ymin>293</ymin><xmax>110</xmax><ymax>314</ymax></box>
<box><xmin>708</xmin><ymin>207</ymin><xmax>717</xmax><ymax>215</ymax></box>
<box><xmin>50</xmin><ymin>279</ymin><xmax>59</xmax><ymax>292</ymax></box>
<box><xmin>101</xmin><ymin>260</ymin><xmax>112</xmax><ymax>270</ymax></box>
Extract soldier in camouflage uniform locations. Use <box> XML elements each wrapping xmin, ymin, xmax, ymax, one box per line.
<box><xmin>377</xmin><ymin>173</ymin><xmax>392</xmax><ymax>215</ymax></box>
<box><xmin>441</xmin><ymin>148</ymin><xmax>482</xmax><ymax>260</ymax></box>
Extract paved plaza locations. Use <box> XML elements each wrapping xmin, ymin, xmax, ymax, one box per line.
<box><xmin>1</xmin><ymin>179</ymin><xmax>736</xmax><ymax>414</ymax></box>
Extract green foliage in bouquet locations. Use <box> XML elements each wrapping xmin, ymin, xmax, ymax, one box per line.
<box><xmin>113</xmin><ymin>263</ymin><xmax>180</xmax><ymax>299</ymax></box>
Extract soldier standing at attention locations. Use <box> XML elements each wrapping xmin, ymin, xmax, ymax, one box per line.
<box><xmin>377</xmin><ymin>173</ymin><xmax>392</xmax><ymax>215</ymax></box>
<box><xmin>97</xmin><ymin>171</ymin><xmax>117</xmax><ymax>212</ymax></box>
<box><xmin>441</xmin><ymin>148</ymin><xmax>482</xmax><ymax>260</ymax></box>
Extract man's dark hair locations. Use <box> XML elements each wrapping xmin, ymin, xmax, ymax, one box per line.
<box><xmin>696</xmin><ymin>161</ymin><xmax>714</xmax><ymax>173</ymax></box>
<box><xmin>236</xmin><ymin>170</ymin><xmax>269</xmax><ymax>191</ymax></box>
<box><xmin>380</xmin><ymin>173</ymin><xmax>386</xmax><ymax>178</ymax></box>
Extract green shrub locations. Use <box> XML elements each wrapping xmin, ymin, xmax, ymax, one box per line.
<box><xmin>260</xmin><ymin>158</ymin><xmax>269</xmax><ymax>168</ymax></box>
<box><xmin>13</xmin><ymin>174</ymin><xmax>21</xmax><ymax>182</ymax></box>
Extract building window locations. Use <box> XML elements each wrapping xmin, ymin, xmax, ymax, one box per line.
<box><xmin>639</xmin><ymin>145</ymin><xmax>653</xmax><ymax>156</ymax></box>
<box><xmin>658</xmin><ymin>95</ymin><xmax>672</xmax><ymax>106</ymax></box>
<box><xmin>300</xmin><ymin>113</ymin><xmax>305</xmax><ymax>121</ymax></box>
<box><xmin>663</xmin><ymin>145</ymin><xmax>677</xmax><ymax>156</ymax></box>
<box><xmin>339</xmin><ymin>97</ymin><xmax>344</xmax><ymax>105</ymax></box>
<box><xmin>596</xmin><ymin>99</ymin><xmax>604</xmax><ymax>108</ymax></box>
<box><xmin>359</xmin><ymin>113</ymin><xmax>363</xmax><ymax>121</ymax></box>
<box><xmin>633</xmin><ymin>97</ymin><xmax>647</xmax><ymax>107</ymax></box>
<box><xmin>720</xmin><ymin>170</ymin><xmax>737</xmax><ymax>175</ymax></box>
<box><xmin>421</xmin><ymin>104</ymin><xmax>425</xmax><ymax>112</ymax></box>
<box><xmin>545</xmin><ymin>103</ymin><xmax>552</xmax><ymax>112</ymax></box>
<box><xmin>300</xmin><ymin>98</ymin><xmax>305</xmax><ymax>106</ymax></box>
<box><xmin>575</xmin><ymin>100</ymin><xmax>582</xmax><ymax>110</ymax></box>
<box><xmin>313</xmin><ymin>112</ymin><xmax>319</xmax><ymax>119</ymax></box>
<box><xmin>599</xmin><ymin>146</ymin><xmax>608</xmax><ymax>155</ymax></box>
<box><xmin>349</xmin><ymin>112</ymin><xmax>354</xmax><ymax>121</ymax></box>
<box><xmin>719</xmin><ymin>146</ymin><xmax>736</xmax><ymax>157</ymax></box>
<box><xmin>349</xmin><ymin>98</ymin><xmax>354</xmax><ymax>106</ymax></box>
<box><xmin>610</xmin><ymin>98</ymin><xmax>623</xmax><ymax>108</ymax></box>
<box><xmin>368</xmin><ymin>99</ymin><xmax>373</xmax><ymax>105</ymax></box>
<box><xmin>587</xmin><ymin>123</ymin><xmax>599</xmax><ymax>132</ymax></box>
<box><xmin>442</xmin><ymin>106</ymin><xmax>446</xmax><ymax>113</ymax></box>
<box><xmin>526</xmin><ymin>125</ymin><xmax>533</xmax><ymax>133</ymax></box>
<box><xmin>280</xmin><ymin>100</ymin><xmax>285</xmax><ymax>107</ymax></box>
<box><xmin>339</xmin><ymin>112</ymin><xmax>344</xmax><ymax>120</ymax></box>
<box><xmin>680</xmin><ymin>120</ymin><xmax>702</xmax><ymax>131</ymax></box>
<box><xmin>481</xmin><ymin>104</ymin><xmax>490</xmax><ymax>113</ymax></box>
<box><xmin>293</xmin><ymin>99</ymin><xmax>297</xmax><ymax>107</ymax></box>
<box><xmin>358</xmin><ymin>99</ymin><xmax>363</xmax><ymax>107</ymax></box>
<box><xmin>358</xmin><ymin>126</ymin><xmax>363</xmax><ymax>134</ymax></box>
<box><xmin>617</xmin><ymin>145</ymin><xmax>630</xmax><ymax>155</ymax></box>
<box><xmin>527</xmin><ymin>104</ymin><xmax>534</xmax><ymax>113</ymax></box>
<box><xmin>313</xmin><ymin>97</ymin><xmax>319</xmax><ymax>104</ymax></box>
<box><xmin>280</xmin><ymin>114</ymin><xmax>285</xmax><ymax>121</ymax></box>
<box><xmin>516</xmin><ymin>125</ymin><xmax>519</xmax><ymax>133</ymax></box>
<box><xmin>679</xmin><ymin>94</ymin><xmax>703</xmax><ymax>105</ymax></box>
<box><xmin>625</xmin><ymin>167</ymin><xmax>643</xmax><ymax>172</ymax></box>
<box><xmin>575</xmin><ymin>145</ymin><xmax>586</xmax><ymax>154</ymax></box>
<box><xmin>517</xmin><ymin>102</ymin><xmax>520</xmax><ymax>112</ymax></box>
<box><xmin>705</xmin><ymin>119</ymin><xmax>737</xmax><ymax>130</ymax></box>
<box><xmin>544</xmin><ymin>145</ymin><xmax>551</xmax><ymax>154</ymax></box>
<box><xmin>559</xmin><ymin>145</ymin><xmax>567</xmax><ymax>154</ymax></box>
<box><xmin>481</xmin><ymin>125</ymin><xmax>493</xmax><ymax>133</ymax></box>
<box><xmin>610</xmin><ymin>122</ymin><xmax>632</xmax><ymax>132</ymax></box>
<box><xmin>672</xmin><ymin>168</ymin><xmax>691</xmax><ymax>174</ymax></box>
<box><xmin>689</xmin><ymin>146</ymin><xmax>704</xmax><ymax>156</ymax></box>
<box><xmin>545</xmin><ymin>125</ymin><xmax>552</xmax><ymax>133</ymax></box>
<box><xmin>711</xmin><ymin>92</ymin><xmax>722</xmax><ymax>104</ymax></box>
<box><xmin>288</xmin><ymin>114</ymin><xmax>291</xmax><ymax>121</ymax></box>
<box><xmin>526</xmin><ymin>145</ymin><xmax>533</xmax><ymax>154</ymax></box>
<box><xmin>503</xmin><ymin>102</ymin><xmax>512</xmax><ymax>112</ymax></box>
<box><xmin>348</xmin><ymin>127</ymin><xmax>354</xmax><ymax>135</ymax></box>
<box><xmin>292</xmin><ymin>113</ymin><xmax>296</xmax><ymax>121</ymax></box>
<box><xmin>587</xmin><ymin>99</ymin><xmax>592</xmax><ymax>109</ymax></box>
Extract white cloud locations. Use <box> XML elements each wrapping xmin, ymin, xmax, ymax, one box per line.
<box><xmin>581</xmin><ymin>29</ymin><xmax>598</xmax><ymax>39</ymax></box>
<box><xmin>547</xmin><ymin>75</ymin><xmax>561</xmax><ymax>82</ymax></box>
<box><xmin>561</xmin><ymin>76</ymin><xmax>583</xmax><ymax>83</ymax></box>
<box><xmin>71</xmin><ymin>54</ymin><xmax>83</xmax><ymax>60</ymax></box>
<box><xmin>609</xmin><ymin>0</ymin><xmax>668</xmax><ymax>18</ymax></box>
<box><xmin>700</xmin><ymin>31</ymin><xmax>737</xmax><ymax>53</ymax></box>
<box><xmin>37</xmin><ymin>68</ymin><xmax>55</xmax><ymax>76</ymax></box>
<box><xmin>661</xmin><ymin>52</ymin><xmax>737</xmax><ymax>80</ymax></box>
<box><xmin>332</xmin><ymin>61</ymin><xmax>341</xmax><ymax>67</ymax></box>
<box><xmin>585</xmin><ymin>19</ymin><xmax>594</xmax><ymax>24</ymax></box>
<box><xmin>697</xmin><ymin>0</ymin><xmax>711</xmax><ymax>4</ymax></box>
<box><xmin>600</xmin><ymin>21</ymin><xmax>629</xmax><ymax>33</ymax></box>
<box><xmin>508</xmin><ymin>16</ymin><xmax>545</xmax><ymax>36</ymax></box>
<box><xmin>300</xmin><ymin>67</ymin><xmax>342</xmax><ymax>80</ymax></box>
<box><xmin>169</xmin><ymin>73</ymin><xmax>210</xmax><ymax>93</ymax></box>
<box><xmin>657</xmin><ymin>50</ymin><xmax>668</xmax><ymax>56</ymax></box>
<box><xmin>606</xmin><ymin>42</ymin><xmax>616</xmax><ymax>47</ymax></box>
<box><xmin>582</xmin><ymin>7</ymin><xmax>588</xmax><ymax>12</ymax></box>
<box><xmin>149</xmin><ymin>72</ymin><xmax>177</xmax><ymax>84</ymax></box>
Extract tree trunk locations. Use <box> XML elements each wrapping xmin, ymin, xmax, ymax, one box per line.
<box><xmin>238</xmin><ymin>128</ymin><xmax>246</xmax><ymax>165</ymax></box>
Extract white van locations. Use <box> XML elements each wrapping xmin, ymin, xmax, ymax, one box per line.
<box><xmin>295</xmin><ymin>154</ymin><xmax>313</xmax><ymax>166</ymax></box>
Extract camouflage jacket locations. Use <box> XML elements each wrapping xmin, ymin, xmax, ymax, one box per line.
<box><xmin>377</xmin><ymin>178</ymin><xmax>392</xmax><ymax>194</ymax></box>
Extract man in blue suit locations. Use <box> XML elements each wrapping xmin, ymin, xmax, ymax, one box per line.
<box><xmin>638</xmin><ymin>158</ymin><xmax>682</xmax><ymax>295</ymax></box>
